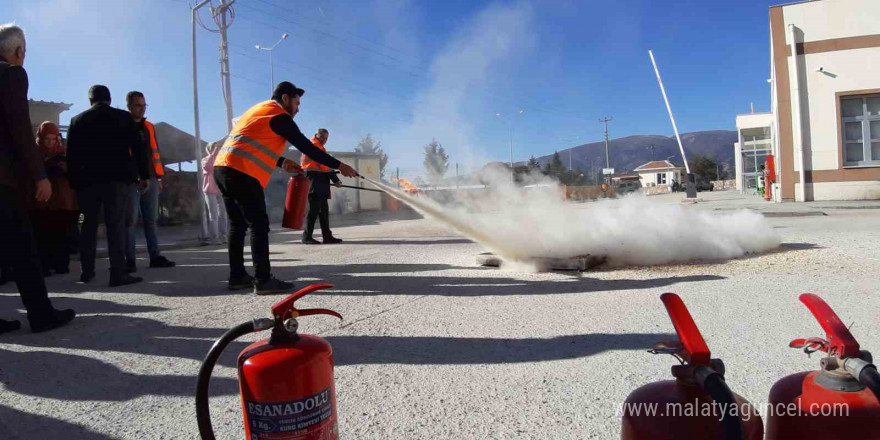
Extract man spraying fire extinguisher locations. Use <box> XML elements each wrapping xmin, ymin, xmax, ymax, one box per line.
<box><xmin>213</xmin><ymin>81</ymin><xmax>357</xmax><ymax>295</ymax></box>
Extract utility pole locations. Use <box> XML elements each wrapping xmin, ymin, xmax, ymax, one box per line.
<box><xmin>456</xmin><ymin>163</ymin><xmax>459</xmax><ymax>188</ymax></box>
<box><xmin>191</xmin><ymin>0</ymin><xmax>212</xmax><ymax>240</ymax></box>
<box><xmin>599</xmin><ymin>117</ymin><xmax>612</xmax><ymax>187</ymax></box>
<box><xmin>648</xmin><ymin>144</ymin><xmax>656</xmax><ymax>161</ymax></box>
<box><xmin>215</xmin><ymin>0</ymin><xmax>236</xmax><ymax>132</ymax></box>
<box><xmin>599</xmin><ymin>117</ymin><xmax>612</xmax><ymax>169</ymax></box>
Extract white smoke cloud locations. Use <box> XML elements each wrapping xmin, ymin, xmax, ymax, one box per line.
<box><xmin>382</xmin><ymin>2</ymin><xmax>537</xmax><ymax>173</ymax></box>
<box><xmin>369</xmin><ymin>169</ymin><xmax>780</xmax><ymax>269</ymax></box>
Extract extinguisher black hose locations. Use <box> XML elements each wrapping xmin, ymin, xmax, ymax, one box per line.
<box><xmin>694</xmin><ymin>366</ymin><xmax>743</xmax><ymax>440</ymax></box>
<box><xmin>196</xmin><ymin>321</ymin><xmax>256</xmax><ymax>440</ymax></box>
<box><xmin>859</xmin><ymin>365</ymin><xmax>880</xmax><ymax>403</ymax></box>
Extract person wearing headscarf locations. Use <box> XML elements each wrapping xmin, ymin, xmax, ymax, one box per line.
<box><xmin>30</xmin><ymin>121</ymin><xmax>79</xmax><ymax>275</ymax></box>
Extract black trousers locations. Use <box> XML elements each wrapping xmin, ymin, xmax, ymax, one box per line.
<box><xmin>77</xmin><ymin>182</ymin><xmax>132</xmax><ymax>275</ymax></box>
<box><xmin>304</xmin><ymin>194</ymin><xmax>331</xmax><ymax>239</ymax></box>
<box><xmin>214</xmin><ymin>166</ymin><xmax>271</xmax><ymax>280</ymax></box>
<box><xmin>31</xmin><ymin>211</ymin><xmax>78</xmax><ymax>273</ymax></box>
<box><xmin>0</xmin><ymin>185</ymin><xmax>53</xmax><ymax>319</ymax></box>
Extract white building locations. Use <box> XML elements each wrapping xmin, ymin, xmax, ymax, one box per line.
<box><xmin>735</xmin><ymin>112</ymin><xmax>774</xmax><ymax>193</ymax></box>
<box><xmin>764</xmin><ymin>0</ymin><xmax>880</xmax><ymax>201</ymax></box>
<box><xmin>633</xmin><ymin>160</ymin><xmax>684</xmax><ymax>188</ymax></box>
<box><xmin>326</xmin><ymin>151</ymin><xmax>382</xmax><ymax>212</ymax></box>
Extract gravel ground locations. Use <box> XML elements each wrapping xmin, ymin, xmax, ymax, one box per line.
<box><xmin>1</xmin><ymin>191</ymin><xmax>878</xmax><ymax>439</ymax></box>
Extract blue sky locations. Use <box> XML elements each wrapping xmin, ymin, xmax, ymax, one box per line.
<box><xmin>7</xmin><ymin>0</ymin><xmax>775</xmax><ymax>178</ymax></box>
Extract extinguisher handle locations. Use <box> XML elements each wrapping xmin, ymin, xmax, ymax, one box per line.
<box><xmin>271</xmin><ymin>283</ymin><xmax>335</xmax><ymax>321</ymax></box>
<box><xmin>798</xmin><ymin>293</ymin><xmax>860</xmax><ymax>358</ymax></box>
<box><xmin>660</xmin><ymin>293</ymin><xmax>711</xmax><ymax>365</ymax></box>
<box><xmin>296</xmin><ymin>308</ymin><xmax>343</xmax><ymax>320</ymax></box>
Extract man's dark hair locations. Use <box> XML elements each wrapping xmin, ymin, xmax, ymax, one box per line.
<box><xmin>126</xmin><ymin>90</ymin><xmax>144</xmax><ymax>106</ymax></box>
<box><xmin>272</xmin><ymin>81</ymin><xmax>305</xmax><ymax>101</ymax></box>
<box><xmin>88</xmin><ymin>85</ymin><xmax>111</xmax><ymax>104</ymax></box>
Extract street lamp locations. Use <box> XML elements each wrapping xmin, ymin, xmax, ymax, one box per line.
<box><xmin>495</xmin><ymin>109</ymin><xmax>524</xmax><ymax>181</ymax></box>
<box><xmin>255</xmin><ymin>33</ymin><xmax>288</xmax><ymax>95</ymax></box>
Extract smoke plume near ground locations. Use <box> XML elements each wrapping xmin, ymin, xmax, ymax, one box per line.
<box><xmin>366</xmin><ymin>169</ymin><xmax>780</xmax><ymax>268</ymax></box>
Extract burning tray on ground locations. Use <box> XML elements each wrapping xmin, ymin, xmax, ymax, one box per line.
<box><xmin>476</xmin><ymin>252</ymin><xmax>606</xmax><ymax>271</ymax></box>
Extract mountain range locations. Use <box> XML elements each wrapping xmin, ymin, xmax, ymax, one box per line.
<box><xmin>527</xmin><ymin>130</ymin><xmax>737</xmax><ymax>175</ymax></box>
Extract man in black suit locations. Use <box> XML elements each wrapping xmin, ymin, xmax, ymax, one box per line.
<box><xmin>67</xmin><ymin>85</ymin><xmax>150</xmax><ymax>287</ymax></box>
<box><xmin>301</xmin><ymin>128</ymin><xmax>343</xmax><ymax>245</ymax></box>
<box><xmin>0</xmin><ymin>23</ymin><xmax>75</xmax><ymax>333</ymax></box>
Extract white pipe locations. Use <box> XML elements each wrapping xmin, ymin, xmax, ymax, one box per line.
<box><xmin>789</xmin><ymin>24</ymin><xmax>807</xmax><ymax>202</ymax></box>
<box><xmin>648</xmin><ymin>50</ymin><xmax>690</xmax><ymax>174</ymax></box>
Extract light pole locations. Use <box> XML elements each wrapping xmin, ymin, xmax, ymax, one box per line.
<box><xmin>495</xmin><ymin>109</ymin><xmax>524</xmax><ymax>181</ymax></box>
<box><xmin>191</xmin><ymin>0</ymin><xmax>213</xmax><ymax>240</ymax></box>
<box><xmin>256</xmin><ymin>33</ymin><xmax>288</xmax><ymax>95</ymax></box>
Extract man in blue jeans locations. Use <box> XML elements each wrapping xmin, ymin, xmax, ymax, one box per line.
<box><xmin>125</xmin><ymin>91</ymin><xmax>175</xmax><ymax>272</ymax></box>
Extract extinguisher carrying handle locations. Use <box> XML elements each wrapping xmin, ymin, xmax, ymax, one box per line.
<box><xmin>659</xmin><ymin>293</ymin><xmax>711</xmax><ymax>366</ymax></box>
<box><xmin>794</xmin><ymin>293</ymin><xmax>860</xmax><ymax>358</ymax></box>
<box><xmin>270</xmin><ymin>283</ymin><xmax>342</xmax><ymax>322</ymax></box>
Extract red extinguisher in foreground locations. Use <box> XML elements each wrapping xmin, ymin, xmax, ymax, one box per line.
<box><xmin>621</xmin><ymin>293</ymin><xmax>763</xmax><ymax>440</ymax></box>
<box><xmin>766</xmin><ymin>293</ymin><xmax>880</xmax><ymax>439</ymax></box>
<box><xmin>196</xmin><ymin>283</ymin><xmax>342</xmax><ymax>440</ymax></box>
<box><xmin>282</xmin><ymin>175</ymin><xmax>310</xmax><ymax>230</ymax></box>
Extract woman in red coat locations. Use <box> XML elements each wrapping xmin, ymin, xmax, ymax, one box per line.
<box><xmin>30</xmin><ymin>121</ymin><xmax>79</xmax><ymax>275</ymax></box>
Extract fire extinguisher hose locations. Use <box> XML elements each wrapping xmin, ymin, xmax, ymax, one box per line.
<box><xmin>196</xmin><ymin>320</ymin><xmax>267</xmax><ymax>440</ymax></box>
<box><xmin>694</xmin><ymin>366</ymin><xmax>743</xmax><ymax>440</ymax></box>
<box><xmin>858</xmin><ymin>365</ymin><xmax>880</xmax><ymax>403</ymax></box>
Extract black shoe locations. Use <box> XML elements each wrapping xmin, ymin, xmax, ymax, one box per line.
<box><xmin>109</xmin><ymin>273</ymin><xmax>143</xmax><ymax>287</ymax></box>
<box><xmin>149</xmin><ymin>256</ymin><xmax>176</xmax><ymax>268</ymax></box>
<box><xmin>29</xmin><ymin>309</ymin><xmax>75</xmax><ymax>333</ymax></box>
<box><xmin>126</xmin><ymin>262</ymin><xmax>137</xmax><ymax>273</ymax></box>
<box><xmin>302</xmin><ymin>237</ymin><xmax>321</xmax><ymax>245</ymax></box>
<box><xmin>254</xmin><ymin>277</ymin><xmax>295</xmax><ymax>296</ymax></box>
<box><xmin>79</xmin><ymin>272</ymin><xmax>95</xmax><ymax>283</ymax></box>
<box><xmin>53</xmin><ymin>266</ymin><xmax>70</xmax><ymax>275</ymax></box>
<box><xmin>323</xmin><ymin>236</ymin><xmax>343</xmax><ymax>244</ymax></box>
<box><xmin>228</xmin><ymin>273</ymin><xmax>255</xmax><ymax>291</ymax></box>
<box><xmin>0</xmin><ymin>319</ymin><xmax>21</xmax><ymax>334</ymax></box>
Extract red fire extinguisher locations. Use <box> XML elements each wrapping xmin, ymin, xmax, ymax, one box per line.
<box><xmin>621</xmin><ymin>293</ymin><xmax>763</xmax><ymax>440</ymax></box>
<box><xmin>765</xmin><ymin>293</ymin><xmax>880</xmax><ymax>439</ymax></box>
<box><xmin>282</xmin><ymin>175</ymin><xmax>310</xmax><ymax>230</ymax></box>
<box><xmin>196</xmin><ymin>283</ymin><xmax>342</xmax><ymax>440</ymax></box>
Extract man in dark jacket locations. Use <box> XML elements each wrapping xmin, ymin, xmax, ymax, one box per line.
<box><xmin>67</xmin><ymin>85</ymin><xmax>150</xmax><ymax>287</ymax></box>
<box><xmin>301</xmin><ymin>128</ymin><xmax>342</xmax><ymax>245</ymax></box>
<box><xmin>0</xmin><ymin>23</ymin><xmax>75</xmax><ymax>334</ymax></box>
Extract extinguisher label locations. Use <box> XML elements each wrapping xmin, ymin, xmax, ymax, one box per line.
<box><xmin>246</xmin><ymin>387</ymin><xmax>337</xmax><ymax>439</ymax></box>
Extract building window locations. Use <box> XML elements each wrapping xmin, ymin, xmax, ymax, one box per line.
<box><xmin>656</xmin><ymin>173</ymin><xmax>667</xmax><ymax>185</ymax></box>
<box><xmin>841</xmin><ymin>95</ymin><xmax>880</xmax><ymax>167</ymax></box>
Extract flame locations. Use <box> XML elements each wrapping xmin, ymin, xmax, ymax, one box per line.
<box><xmin>391</xmin><ymin>177</ymin><xmax>420</xmax><ymax>194</ymax></box>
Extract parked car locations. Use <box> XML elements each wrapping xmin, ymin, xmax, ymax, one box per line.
<box><xmin>674</xmin><ymin>176</ymin><xmax>714</xmax><ymax>192</ymax></box>
<box><xmin>616</xmin><ymin>180</ymin><xmax>643</xmax><ymax>194</ymax></box>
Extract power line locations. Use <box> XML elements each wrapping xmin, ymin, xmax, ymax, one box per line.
<box><xmin>248</xmin><ymin>0</ymin><xmax>425</xmax><ymax>68</ymax></box>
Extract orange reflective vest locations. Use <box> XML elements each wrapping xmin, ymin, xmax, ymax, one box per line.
<box><xmin>214</xmin><ymin>100</ymin><xmax>289</xmax><ymax>188</ymax></box>
<box><xmin>143</xmin><ymin>120</ymin><xmax>165</xmax><ymax>178</ymax></box>
<box><xmin>301</xmin><ymin>136</ymin><xmax>331</xmax><ymax>173</ymax></box>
